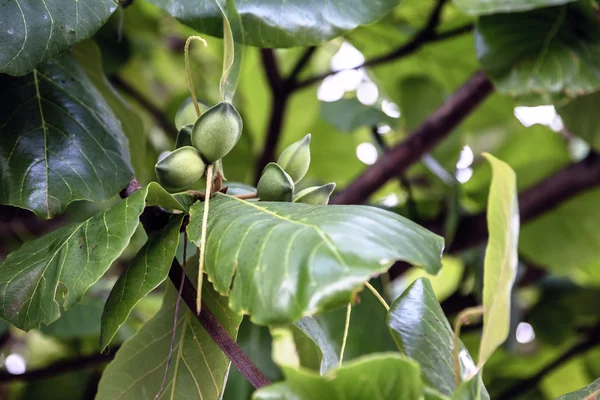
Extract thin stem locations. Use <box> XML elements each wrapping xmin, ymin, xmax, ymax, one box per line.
<box><xmin>452</xmin><ymin>306</ymin><xmax>483</xmax><ymax>386</ymax></box>
<box><xmin>154</xmin><ymin>232</ymin><xmax>188</xmax><ymax>400</ymax></box>
<box><xmin>184</xmin><ymin>36</ymin><xmax>208</xmax><ymax>117</ymax></box>
<box><xmin>233</xmin><ymin>192</ymin><xmax>258</xmax><ymax>200</ymax></box>
<box><xmin>365</xmin><ymin>281</ymin><xmax>389</xmax><ymax>311</ymax></box>
<box><xmin>339</xmin><ymin>303</ymin><xmax>352</xmax><ymax>368</ymax></box>
<box><xmin>197</xmin><ymin>164</ymin><xmax>214</xmax><ymax>313</ymax></box>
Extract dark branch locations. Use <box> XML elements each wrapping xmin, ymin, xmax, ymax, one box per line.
<box><xmin>331</xmin><ymin>71</ymin><xmax>493</xmax><ymax>205</ymax></box>
<box><xmin>0</xmin><ymin>350</ymin><xmax>117</xmax><ymax>383</ymax></box>
<box><xmin>496</xmin><ymin>323</ymin><xmax>600</xmax><ymax>400</ymax></box>
<box><xmin>110</xmin><ymin>75</ymin><xmax>178</xmax><ymax>138</ymax></box>
<box><xmin>286</xmin><ymin>46</ymin><xmax>317</xmax><ymax>87</ymax></box>
<box><xmin>448</xmin><ymin>151</ymin><xmax>600</xmax><ymax>252</ymax></box>
<box><xmin>168</xmin><ymin>261</ymin><xmax>271</xmax><ymax>389</ymax></box>
<box><xmin>295</xmin><ymin>3</ymin><xmax>473</xmax><ymax>90</ymax></box>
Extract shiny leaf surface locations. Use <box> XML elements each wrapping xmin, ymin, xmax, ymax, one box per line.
<box><xmin>454</xmin><ymin>0</ymin><xmax>577</xmax><ymax>15</ymax></box>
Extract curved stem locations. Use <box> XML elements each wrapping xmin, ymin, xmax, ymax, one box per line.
<box><xmin>365</xmin><ymin>281</ymin><xmax>389</xmax><ymax>311</ymax></box>
<box><xmin>184</xmin><ymin>36</ymin><xmax>208</xmax><ymax>118</ymax></box>
<box><xmin>197</xmin><ymin>165</ymin><xmax>214</xmax><ymax>313</ymax></box>
<box><xmin>453</xmin><ymin>306</ymin><xmax>483</xmax><ymax>386</ymax></box>
<box><xmin>339</xmin><ymin>303</ymin><xmax>352</xmax><ymax>368</ymax></box>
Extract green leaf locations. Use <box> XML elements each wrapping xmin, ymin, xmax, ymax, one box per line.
<box><xmin>99</xmin><ymin>214</ymin><xmax>184</xmax><ymax>350</ymax></box>
<box><xmin>187</xmin><ymin>193</ymin><xmax>444</xmax><ymax>325</ymax></box>
<box><xmin>397</xmin><ymin>76</ymin><xmax>446</xmax><ymax>132</ymax></box>
<box><xmin>145</xmin><ymin>0</ymin><xmax>402</xmax><ymax>48</ymax></box>
<box><xmin>0</xmin><ymin>183</ymin><xmax>181</xmax><ymax>331</ymax></box>
<box><xmin>71</xmin><ymin>41</ymin><xmax>150</xmax><ymax>181</ymax></box>
<box><xmin>557</xmin><ymin>91</ymin><xmax>600</xmax><ymax>152</ymax></box>
<box><xmin>0</xmin><ymin>52</ymin><xmax>133</xmax><ymax>218</ymax></box>
<box><xmin>476</xmin><ymin>3</ymin><xmax>600</xmax><ymax>103</ymax></box>
<box><xmin>40</xmin><ymin>288</ymin><xmax>105</xmax><ymax>339</ymax></box>
<box><xmin>387</xmin><ymin>278</ymin><xmax>489</xmax><ymax>398</ymax></box>
<box><xmin>454</xmin><ymin>0</ymin><xmax>577</xmax><ymax>15</ymax></box>
<box><xmin>555</xmin><ymin>378</ymin><xmax>599</xmax><ymax>399</ymax></box>
<box><xmin>0</xmin><ymin>0</ymin><xmax>117</xmax><ymax>76</ymax></box>
<box><xmin>96</xmin><ymin>275</ymin><xmax>242</xmax><ymax>400</ymax></box>
<box><xmin>478</xmin><ymin>153</ymin><xmax>519</xmax><ymax>367</ymax></box>
<box><xmin>253</xmin><ymin>354</ymin><xmax>424</xmax><ymax>400</ymax></box>
<box><xmin>296</xmin><ymin>316</ymin><xmax>340</xmax><ymax>373</ymax></box>
<box><xmin>270</xmin><ymin>325</ymin><xmax>323</xmax><ymax>371</ymax></box>
<box><xmin>216</xmin><ymin>0</ymin><xmax>244</xmax><ymax>103</ymax></box>
<box><xmin>320</xmin><ymin>98</ymin><xmax>397</xmax><ymax>133</ymax></box>
<box><xmin>451</xmin><ymin>374</ymin><xmax>487</xmax><ymax>400</ymax></box>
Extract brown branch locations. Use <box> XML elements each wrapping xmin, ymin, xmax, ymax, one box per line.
<box><xmin>168</xmin><ymin>261</ymin><xmax>271</xmax><ymax>389</ymax></box>
<box><xmin>331</xmin><ymin>71</ymin><xmax>493</xmax><ymax>205</ymax></box>
<box><xmin>0</xmin><ymin>350</ymin><xmax>118</xmax><ymax>383</ymax></box>
<box><xmin>448</xmin><ymin>152</ymin><xmax>600</xmax><ymax>253</ymax></box>
<box><xmin>496</xmin><ymin>323</ymin><xmax>600</xmax><ymax>400</ymax></box>
<box><xmin>295</xmin><ymin>10</ymin><xmax>473</xmax><ymax>90</ymax></box>
<box><xmin>109</xmin><ymin>75</ymin><xmax>178</xmax><ymax>138</ymax></box>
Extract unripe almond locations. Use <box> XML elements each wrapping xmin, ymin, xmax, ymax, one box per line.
<box><xmin>257</xmin><ymin>162</ymin><xmax>294</xmax><ymax>202</ymax></box>
<box><xmin>174</xmin><ymin>98</ymin><xmax>209</xmax><ymax>131</ymax></box>
<box><xmin>293</xmin><ymin>183</ymin><xmax>336</xmax><ymax>205</ymax></box>
<box><xmin>155</xmin><ymin>146</ymin><xmax>205</xmax><ymax>191</ymax></box>
<box><xmin>277</xmin><ymin>134</ymin><xmax>311</xmax><ymax>184</ymax></box>
<box><xmin>191</xmin><ymin>101</ymin><xmax>242</xmax><ymax>164</ymax></box>
<box><xmin>175</xmin><ymin>125</ymin><xmax>193</xmax><ymax>148</ymax></box>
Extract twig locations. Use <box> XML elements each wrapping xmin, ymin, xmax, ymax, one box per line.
<box><xmin>285</xmin><ymin>47</ymin><xmax>317</xmax><ymax>86</ymax></box>
<box><xmin>0</xmin><ymin>350</ymin><xmax>118</xmax><ymax>383</ymax></box>
<box><xmin>295</xmin><ymin>4</ymin><xmax>473</xmax><ymax>91</ymax></box>
<box><xmin>168</xmin><ymin>260</ymin><xmax>271</xmax><ymax>388</ymax></box>
<box><xmin>332</xmin><ymin>71</ymin><xmax>493</xmax><ymax>205</ymax></box>
<box><xmin>109</xmin><ymin>76</ymin><xmax>178</xmax><ymax>138</ymax></box>
<box><xmin>496</xmin><ymin>323</ymin><xmax>600</xmax><ymax>400</ymax></box>
<box><xmin>338</xmin><ymin>304</ymin><xmax>352</xmax><ymax>368</ymax></box>
<box><xmin>197</xmin><ymin>164</ymin><xmax>214</xmax><ymax>313</ymax></box>
<box><xmin>365</xmin><ymin>282</ymin><xmax>390</xmax><ymax>311</ymax></box>
<box><xmin>234</xmin><ymin>192</ymin><xmax>258</xmax><ymax>200</ymax></box>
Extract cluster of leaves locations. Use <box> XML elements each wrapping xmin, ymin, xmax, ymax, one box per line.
<box><xmin>0</xmin><ymin>0</ymin><xmax>600</xmax><ymax>399</ymax></box>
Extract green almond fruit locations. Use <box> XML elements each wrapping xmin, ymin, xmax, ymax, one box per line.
<box><xmin>155</xmin><ymin>146</ymin><xmax>205</xmax><ymax>191</ymax></box>
<box><xmin>174</xmin><ymin>97</ymin><xmax>210</xmax><ymax>131</ymax></box>
<box><xmin>293</xmin><ymin>183</ymin><xmax>336</xmax><ymax>205</ymax></box>
<box><xmin>277</xmin><ymin>133</ymin><xmax>311</xmax><ymax>184</ymax></box>
<box><xmin>191</xmin><ymin>101</ymin><xmax>243</xmax><ymax>164</ymax></box>
<box><xmin>257</xmin><ymin>162</ymin><xmax>294</xmax><ymax>202</ymax></box>
<box><xmin>175</xmin><ymin>124</ymin><xmax>193</xmax><ymax>148</ymax></box>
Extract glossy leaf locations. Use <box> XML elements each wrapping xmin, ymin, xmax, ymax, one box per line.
<box><xmin>557</xmin><ymin>91</ymin><xmax>600</xmax><ymax>153</ymax></box>
<box><xmin>145</xmin><ymin>0</ymin><xmax>402</xmax><ymax>48</ymax></box>
<box><xmin>0</xmin><ymin>183</ymin><xmax>183</xmax><ymax>331</ymax></box>
<box><xmin>254</xmin><ymin>354</ymin><xmax>423</xmax><ymax>400</ymax></box>
<box><xmin>296</xmin><ymin>316</ymin><xmax>339</xmax><ymax>374</ymax></box>
<box><xmin>187</xmin><ymin>193</ymin><xmax>444</xmax><ymax>325</ymax></box>
<box><xmin>320</xmin><ymin>98</ymin><xmax>397</xmax><ymax>133</ymax></box>
<box><xmin>476</xmin><ymin>3</ymin><xmax>600</xmax><ymax>103</ymax></box>
<box><xmin>0</xmin><ymin>0</ymin><xmax>117</xmax><ymax>76</ymax></box>
<box><xmin>99</xmin><ymin>214</ymin><xmax>184</xmax><ymax>350</ymax></box>
<box><xmin>452</xmin><ymin>374</ymin><xmax>487</xmax><ymax>400</ymax></box>
<box><xmin>454</xmin><ymin>0</ymin><xmax>577</xmax><ymax>15</ymax></box>
<box><xmin>478</xmin><ymin>153</ymin><xmax>519</xmax><ymax>368</ymax></box>
<box><xmin>0</xmin><ymin>52</ymin><xmax>133</xmax><ymax>218</ymax></box>
<box><xmin>388</xmin><ymin>278</ymin><xmax>488</xmax><ymax>398</ymax></box>
<box><xmin>96</xmin><ymin>275</ymin><xmax>242</xmax><ymax>400</ymax></box>
<box><xmin>555</xmin><ymin>378</ymin><xmax>599</xmax><ymax>400</ymax></box>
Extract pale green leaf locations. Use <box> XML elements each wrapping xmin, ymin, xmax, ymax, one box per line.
<box><xmin>388</xmin><ymin>278</ymin><xmax>489</xmax><ymax>398</ymax></box>
<box><xmin>478</xmin><ymin>153</ymin><xmax>519</xmax><ymax>367</ymax></box>
<box><xmin>555</xmin><ymin>378</ymin><xmax>599</xmax><ymax>400</ymax></box>
<box><xmin>454</xmin><ymin>0</ymin><xmax>577</xmax><ymax>15</ymax></box>
<box><xmin>476</xmin><ymin>3</ymin><xmax>600</xmax><ymax>103</ymax></box>
<box><xmin>96</xmin><ymin>275</ymin><xmax>242</xmax><ymax>400</ymax></box>
<box><xmin>253</xmin><ymin>354</ymin><xmax>423</xmax><ymax>400</ymax></box>
<box><xmin>0</xmin><ymin>52</ymin><xmax>133</xmax><ymax>218</ymax></box>
<box><xmin>99</xmin><ymin>214</ymin><xmax>184</xmax><ymax>350</ymax></box>
<box><xmin>187</xmin><ymin>193</ymin><xmax>444</xmax><ymax>325</ymax></box>
<box><xmin>0</xmin><ymin>0</ymin><xmax>117</xmax><ymax>76</ymax></box>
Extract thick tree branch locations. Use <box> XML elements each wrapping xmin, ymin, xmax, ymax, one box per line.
<box><xmin>110</xmin><ymin>75</ymin><xmax>178</xmax><ymax>138</ymax></box>
<box><xmin>332</xmin><ymin>71</ymin><xmax>493</xmax><ymax>205</ymax></box>
<box><xmin>496</xmin><ymin>323</ymin><xmax>600</xmax><ymax>400</ymax></box>
<box><xmin>0</xmin><ymin>350</ymin><xmax>118</xmax><ymax>383</ymax></box>
<box><xmin>448</xmin><ymin>152</ymin><xmax>600</xmax><ymax>252</ymax></box>
<box><xmin>168</xmin><ymin>261</ymin><xmax>271</xmax><ymax>389</ymax></box>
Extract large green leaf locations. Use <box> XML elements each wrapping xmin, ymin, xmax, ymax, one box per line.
<box><xmin>557</xmin><ymin>91</ymin><xmax>600</xmax><ymax>153</ymax></box>
<box><xmin>99</xmin><ymin>214</ymin><xmax>184</xmax><ymax>350</ymax></box>
<box><xmin>387</xmin><ymin>278</ymin><xmax>489</xmax><ymax>398</ymax></box>
<box><xmin>476</xmin><ymin>3</ymin><xmax>600</xmax><ymax>103</ymax></box>
<box><xmin>555</xmin><ymin>378</ymin><xmax>599</xmax><ymax>400</ymax></box>
<box><xmin>0</xmin><ymin>52</ymin><xmax>133</xmax><ymax>218</ymax></box>
<box><xmin>0</xmin><ymin>183</ymin><xmax>183</xmax><ymax>331</ymax></box>
<box><xmin>96</xmin><ymin>275</ymin><xmax>242</xmax><ymax>400</ymax></box>
<box><xmin>145</xmin><ymin>0</ymin><xmax>402</xmax><ymax>48</ymax></box>
<box><xmin>0</xmin><ymin>0</ymin><xmax>117</xmax><ymax>76</ymax></box>
<box><xmin>478</xmin><ymin>153</ymin><xmax>519</xmax><ymax>367</ymax></box>
<box><xmin>253</xmin><ymin>354</ymin><xmax>424</xmax><ymax>400</ymax></box>
<box><xmin>187</xmin><ymin>193</ymin><xmax>444</xmax><ymax>325</ymax></box>
<box><xmin>454</xmin><ymin>0</ymin><xmax>577</xmax><ymax>15</ymax></box>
